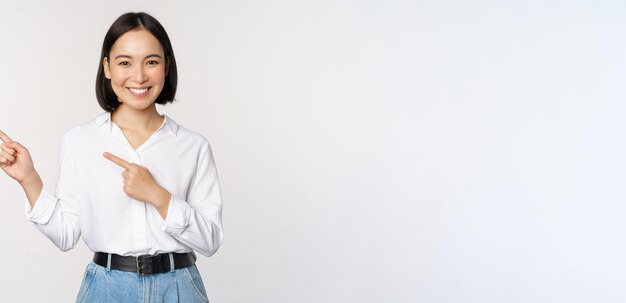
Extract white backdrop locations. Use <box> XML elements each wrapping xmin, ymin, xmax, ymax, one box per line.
<box><xmin>1</xmin><ymin>0</ymin><xmax>625</xmax><ymax>302</ymax></box>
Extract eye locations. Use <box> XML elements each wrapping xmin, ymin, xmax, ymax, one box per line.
<box><xmin>118</xmin><ymin>61</ymin><xmax>130</xmax><ymax>66</ymax></box>
<box><xmin>147</xmin><ymin>60</ymin><xmax>160</xmax><ymax>65</ymax></box>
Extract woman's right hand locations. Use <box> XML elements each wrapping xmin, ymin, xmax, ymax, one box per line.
<box><xmin>0</xmin><ymin>130</ymin><xmax>38</xmax><ymax>184</ymax></box>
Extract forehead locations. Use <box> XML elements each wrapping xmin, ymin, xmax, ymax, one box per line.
<box><xmin>110</xmin><ymin>28</ymin><xmax>164</xmax><ymax>57</ymax></box>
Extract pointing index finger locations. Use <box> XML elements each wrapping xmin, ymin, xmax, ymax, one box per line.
<box><xmin>0</xmin><ymin>130</ymin><xmax>13</xmax><ymax>143</ymax></box>
<box><xmin>103</xmin><ymin>152</ymin><xmax>132</xmax><ymax>169</ymax></box>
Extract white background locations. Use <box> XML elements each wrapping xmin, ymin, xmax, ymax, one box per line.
<box><xmin>1</xmin><ymin>0</ymin><xmax>625</xmax><ymax>302</ymax></box>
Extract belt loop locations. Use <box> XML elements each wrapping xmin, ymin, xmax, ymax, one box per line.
<box><xmin>106</xmin><ymin>253</ymin><xmax>112</xmax><ymax>271</ymax></box>
<box><xmin>168</xmin><ymin>253</ymin><xmax>175</xmax><ymax>272</ymax></box>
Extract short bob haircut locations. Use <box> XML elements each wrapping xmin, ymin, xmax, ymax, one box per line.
<box><xmin>96</xmin><ymin>12</ymin><xmax>178</xmax><ymax>112</ymax></box>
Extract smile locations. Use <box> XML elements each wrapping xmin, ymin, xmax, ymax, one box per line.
<box><xmin>127</xmin><ymin>87</ymin><xmax>151</xmax><ymax>96</ymax></box>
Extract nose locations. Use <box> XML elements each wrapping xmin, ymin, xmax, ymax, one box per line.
<box><xmin>132</xmin><ymin>65</ymin><xmax>148</xmax><ymax>83</ymax></box>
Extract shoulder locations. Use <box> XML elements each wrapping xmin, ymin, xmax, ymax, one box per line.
<box><xmin>60</xmin><ymin>112</ymin><xmax>109</xmax><ymax>145</ymax></box>
<box><xmin>165</xmin><ymin>116</ymin><xmax>216</xmax><ymax>161</ymax></box>
<box><xmin>166</xmin><ymin>115</ymin><xmax>212</xmax><ymax>147</ymax></box>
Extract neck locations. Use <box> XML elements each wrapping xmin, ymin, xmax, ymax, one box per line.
<box><xmin>111</xmin><ymin>103</ymin><xmax>163</xmax><ymax>131</ymax></box>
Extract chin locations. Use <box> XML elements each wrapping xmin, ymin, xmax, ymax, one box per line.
<box><xmin>119</xmin><ymin>98</ymin><xmax>157</xmax><ymax>111</ymax></box>
<box><xmin>131</xmin><ymin>102</ymin><xmax>156</xmax><ymax>111</ymax></box>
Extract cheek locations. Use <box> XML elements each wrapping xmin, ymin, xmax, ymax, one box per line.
<box><xmin>110</xmin><ymin>70</ymin><xmax>128</xmax><ymax>86</ymax></box>
<box><xmin>149</xmin><ymin>68</ymin><xmax>166</xmax><ymax>84</ymax></box>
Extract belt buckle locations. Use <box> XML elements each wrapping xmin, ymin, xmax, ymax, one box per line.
<box><xmin>136</xmin><ymin>255</ymin><xmax>145</xmax><ymax>276</ymax></box>
<box><xmin>136</xmin><ymin>256</ymin><xmax>141</xmax><ymax>275</ymax></box>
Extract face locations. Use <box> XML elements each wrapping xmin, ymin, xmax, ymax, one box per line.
<box><xmin>103</xmin><ymin>28</ymin><xmax>167</xmax><ymax>111</ymax></box>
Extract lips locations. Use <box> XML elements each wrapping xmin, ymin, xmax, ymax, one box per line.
<box><xmin>127</xmin><ymin>87</ymin><xmax>151</xmax><ymax>96</ymax></box>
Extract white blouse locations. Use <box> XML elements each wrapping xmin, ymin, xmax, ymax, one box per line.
<box><xmin>24</xmin><ymin>112</ymin><xmax>224</xmax><ymax>257</ymax></box>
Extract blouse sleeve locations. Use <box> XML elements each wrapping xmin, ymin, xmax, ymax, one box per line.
<box><xmin>161</xmin><ymin>139</ymin><xmax>224</xmax><ymax>257</ymax></box>
<box><xmin>23</xmin><ymin>134</ymin><xmax>81</xmax><ymax>251</ymax></box>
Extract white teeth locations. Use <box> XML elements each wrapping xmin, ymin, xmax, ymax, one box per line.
<box><xmin>129</xmin><ymin>88</ymin><xmax>149</xmax><ymax>95</ymax></box>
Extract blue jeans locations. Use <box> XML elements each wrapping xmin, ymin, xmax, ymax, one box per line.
<box><xmin>75</xmin><ymin>261</ymin><xmax>209</xmax><ymax>302</ymax></box>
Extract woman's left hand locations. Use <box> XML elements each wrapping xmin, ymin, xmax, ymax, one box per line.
<box><xmin>103</xmin><ymin>152</ymin><xmax>171</xmax><ymax>216</ymax></box>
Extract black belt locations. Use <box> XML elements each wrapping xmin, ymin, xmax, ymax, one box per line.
<box><xmin>93</xmin><ymin>252</ymin><xmax>196</xmax><ymax>276</ymax></box>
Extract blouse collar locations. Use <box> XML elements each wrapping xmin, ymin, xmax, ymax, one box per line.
<box><xmin>94</xmin><ymin>111</ymin><xmax>179</xmax><ymax>137</ymax></box>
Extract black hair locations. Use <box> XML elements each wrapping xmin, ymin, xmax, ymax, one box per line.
<box><xmin>95</xmin><ymin>12</ymin><xmax>178</xmax><ymax>112</ymax></box>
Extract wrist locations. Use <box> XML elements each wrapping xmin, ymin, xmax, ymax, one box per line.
<box><xmin>19</xmin><ymin>171</ymin><xmax>41</xmax><ymax>187</ymax></box>
<box><xmin>20</xmin><ymin>172</ymin><xmax>43</xmax><ymax>208</ymax></box>
<box><xmin>152</xmin><ymin>185</ymin><xmax>171</xmax><ymax>208</ymax></box>
<box><xmin>151</xmin><ymin>185</ymin><xmax>171</xmax><ymax>219</ymax></box>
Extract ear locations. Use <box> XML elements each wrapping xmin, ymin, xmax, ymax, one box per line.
<box><xmin>103</xmin><ymin>57</ymin><xmax>111</xmax><ymax>79</ymax></box>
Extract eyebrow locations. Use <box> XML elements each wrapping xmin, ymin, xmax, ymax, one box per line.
<box><xmin>113</xmin><ymin>54</ymin><xmax>163</xmax><ymax>60</ymax></box>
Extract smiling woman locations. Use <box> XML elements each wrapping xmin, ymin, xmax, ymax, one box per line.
<box><xmin>103</xmin><ymin>28</ymin><xmax>168</xmax><ymax>110</ymax></box>
<box><xmin>96</xmin><ymin>12</ymin><xmax>177</xmax><ymax>112</ymax></box>
<box><xmin>0</xmin><ymin>12</ymin><xmax>222</xmax><ymax>303</ymax></box>
<box><xmin>102</xmin><ymin>27</ymin><xmax>171</xmax><ymax>150</ymax></box>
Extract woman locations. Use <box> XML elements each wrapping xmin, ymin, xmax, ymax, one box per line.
<box><xmin>0</xmin><ymin>12</ymin><xmax>223</xmax><ymax>302</ymax></box>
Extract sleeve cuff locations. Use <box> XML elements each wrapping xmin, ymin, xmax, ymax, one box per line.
<box><xmin>161</xmin><ymin>195</ymin><xmax>191</xmax><ymax>235</ymax></box>
<box><xmin>23</xmin><ymin>187</ymin><xmax>58</xmax><ymax>225</ymax></box>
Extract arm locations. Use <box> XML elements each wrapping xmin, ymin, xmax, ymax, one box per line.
<box><xmin>102</xmin><ymin>139</ymin><xmax>224</xmax><ymax>257</ymax></box>
<box><xmin>1</xmin><ymin>130</ymin><xmax>43</xmax><ymax>207</ymax></box>
<box><xmin>0</xmin><ymin>131</ymin><xmax>81</xmax><ymax>252</ymax></box>
<box><xmin>161</xmin><ymin>140</ymin><xmax>224</xmax><ymax>257</ymax></box>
